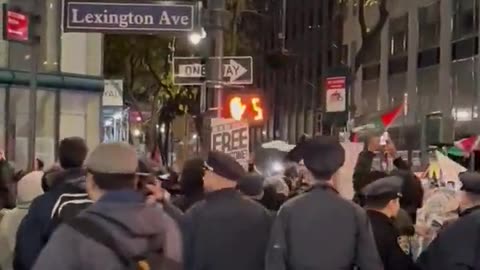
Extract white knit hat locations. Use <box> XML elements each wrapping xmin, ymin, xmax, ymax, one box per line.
<box><xmin>17</xmin><ymin>171</ymin><xmax>44</xmax><ymax>205</ymax></box>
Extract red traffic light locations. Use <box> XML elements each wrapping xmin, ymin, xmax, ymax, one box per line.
<box><xmin>222</xmin><ymin>91</ymin><xmax>265</xmax><ymax>124</ymax></box>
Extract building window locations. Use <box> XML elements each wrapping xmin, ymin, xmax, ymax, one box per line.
<box><xmin>363</xmin><ymin>64</ymin><xmax>380</xmax><ymax>80</ymax></box>
<box><xmin>36</xmin><ymin>90</ymin><xmax>57</xmax><ymax>167</ymax></box>
<box><xmin>451</xmin><ymin>58</ymin><xmax>477</xmax><ymax>121</ymax></box>
<box><xmin>362</xmin><ymin>80</ymin><xmax>380</xmax><ymax>113</ymax></box>
<box><xmin>417</xmin><ymin>47</ymin><xmax>441</xmax><ymax>68</ymax></box>
<box><xmin>417</xmin><ymin>66</ymin><xmax>440</xmax><ymax>116</ymax></box>
<box><xmin>363</xmin><ymin>35</ymin><xmax>381</xmax><ymax>64</ymax></box>
<box><xmin>452</xmin><ymin>37</ymin><xmax>478</xmax><ymax>61</ymax></box>
<box><xmin>60</xmin><ymin>91</ymin><xmax>101</xmax><ymax>151</ymax></box>
<box><xmin>388</xmin><ymin>73</ymin><xmax>407</xmax><ymax>109</ymax></box>
<box><xmin>388</xmin><ymin>56</ymin><xmax>408</xmax><ymax>75</ymax></box>
<box><xmin>418</xmin><ymin>2</ymin><xmax>440</xmax><ymax>50</ymax></box>
<box><xmin>389</xmin><ymin>14</ymin><xmax>408</xmax><ymax>56</ymax></box>
<box><xmin>341</xmin><ymin>44</ymin><xmax>349</xmax><ymax>65</ymax></box>
<box><xmin>8</xmin><ymin>88</ymin><xmax>31</xmax><ymax>170</ymax></box>
<box><xmin>452</xmin><ymin>0</ymin><xmax>478</xmax><ymax>40</ymax></box>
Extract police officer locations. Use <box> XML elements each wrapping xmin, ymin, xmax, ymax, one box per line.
<box><xmin>266</xmin><ymin>136</ymin><xmax>383</xmax><ymax>270</ymax></box>
<box><xmin>362</xmin><ymin>176</ymin><xmax>418</xmax><ymax>270</ymax></box>
<box><xmin>417</xmin><ymin>172</ymin><xmax>480</xmax><ymax>270</ymax></box>
<box><xmin>183</xmin><ymin>151</ymin><xmax>271</xmax><ymax>270</ymax></box>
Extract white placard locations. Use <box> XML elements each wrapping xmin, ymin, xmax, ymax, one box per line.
<box><xmin>103</xmin><ymin>80</ymin><xmax>123</xmax><ymax>107</ymax></box>
<box><xmin>210</xmin><ymin>118</ymin><xmax>249</xmax><ymax>169</ymax></box>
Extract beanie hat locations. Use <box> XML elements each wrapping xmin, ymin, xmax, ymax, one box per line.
<box><xmin>86</xmin><ymin>143</ymin><xmax>138</xmax><ymax>174</ymax></box>
<box><xmin>17</xmin><ymin>171</ymin><xmax>44</xmax><ymax>205</ymax></box>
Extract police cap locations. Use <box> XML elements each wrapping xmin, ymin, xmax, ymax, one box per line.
<box><xmin>238</xmin><ymin>174</ymin><xmax>264</xmax><ymax>197</ymax></box>
<box><xmin>301</xmin><ymin>136</ymin><xmax>345</xmax><ymax>180</ymax></box>
<box><xmin>204</xmin><ymin>151</ymin><xmax>246</xmax><ymax>182</ymax></box>
<box><xmin>362</xmin><ymin>176</ymin><xmax>403</xmax><ymax>201</ymax></box>
<box><xmin>459</xmin><ymin>172</ymin><xmax>480</xmax><ymax>194</ymax></box>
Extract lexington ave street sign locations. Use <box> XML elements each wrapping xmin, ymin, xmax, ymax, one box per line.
<box><xmin>62</xmin><ymin>0</ymin><xmax>199</xmax><ymax>33</ymax></box>
<box><xmin>173</xmin><ymin>56</ymin><xmax>253</xmax><ymax>85</ymax></box>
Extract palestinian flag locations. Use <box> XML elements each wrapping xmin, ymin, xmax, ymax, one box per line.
<box><xmin>352</xmin><ymin>103</ymin><xmax>404</xmax><ymax>135</ymax></box>
<box><xmin>454</xmin><ymin>136</ymin><xmax>480</xmax><ymax>156</ymax></box>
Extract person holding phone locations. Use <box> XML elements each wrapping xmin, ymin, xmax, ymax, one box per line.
<box><xmin>352</xmin><ymin>134</ymin><xmax>411</xmax><ymax>203</ymax></box>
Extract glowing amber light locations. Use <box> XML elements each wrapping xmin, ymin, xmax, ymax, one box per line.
<box><xmin>251</xmin><ymin>97</ymin><xmax>264</xmax><ymax>121</ymax></box>
<box><xmin>229</xmin><ymin>96</ymin><xmax>246</xmax><ymax>120</ymax></box>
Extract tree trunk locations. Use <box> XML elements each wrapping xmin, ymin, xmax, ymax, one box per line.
<box><xmin>230</xmin><ymin>12</ymin><xmax>239</xmax><ymax>55</ymax></box>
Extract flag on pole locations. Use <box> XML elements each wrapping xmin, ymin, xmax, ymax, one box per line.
<box><xmin>454</xmin><ymin>136</ymin><xmax>480</xmax><ymax>156</ymax></box>
<box><xmin>352</xmin><ymin>103</ymin><xmax>404</xmax><ymax>135</ymax></box>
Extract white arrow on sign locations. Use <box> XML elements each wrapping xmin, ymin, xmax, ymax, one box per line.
<box><xmin>224</xmin><ymin>59</ymin><xmax>248</xmax><ymax>82</ymax></box>
<box><xmin>176</xmin><ymin>59</ymin><xmax>248</xmax><ymax>82</ymax></box>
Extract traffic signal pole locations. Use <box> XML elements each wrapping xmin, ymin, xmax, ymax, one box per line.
<box><xmin>206</xmin><ymin>0</ymin><xmax>225</xmax><ymax>118</ymax></box>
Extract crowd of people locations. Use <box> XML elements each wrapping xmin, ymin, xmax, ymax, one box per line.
<box><xmin>0</xmin><ymin>134</ymin><xmax>479</xmax><ymax>270</ymax></box>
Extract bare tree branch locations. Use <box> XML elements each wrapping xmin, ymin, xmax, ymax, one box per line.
<box><xmin>124</xmin><ymin>54</ymin><xmax>145</xmax><ymax>122</ymax></box>
<box><xmin>358</xmin><ymin>0</ymin><xmax>367</xmax><ymax>39</ymax></box>
<box><xmin>353</xmin><ymin>0</ymin><xmax>389</xmax><ymax>73</ymax></box>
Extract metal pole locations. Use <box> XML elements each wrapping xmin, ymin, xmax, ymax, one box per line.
<box><xmin>207</xmin><ymin>0</ymin><xmax>225</xmax><ymax>117</ymax></box>
<box><xmin>420</xmin><ymin>114</ymin><xmax>428</xmax><ymax>167</ymax></box>
<box><xmin>200</xmin><ymin>82</ymin><xmax>207</xmax><ymax>113</ymax></box>
<box><xmin>27</xmin><ymin>43</ymin><xmax>38</xmax><ymax>171</ymax></box>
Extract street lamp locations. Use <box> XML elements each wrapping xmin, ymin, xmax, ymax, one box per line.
<box><xmin>188</xmin><ymin>27</ymin><xmax>206</xmax><ymax>45</ymax></box>
<box><xmin>133</xmin><ymin>129</ymin><xmax>141</xmax><ymax>137</ymax></box>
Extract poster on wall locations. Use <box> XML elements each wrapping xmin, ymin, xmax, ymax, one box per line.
<box><xmin>210</xmin><ymin>118</ymin><xmax>249</xmax><ymax>169</ymax></box>
<box><xmin>325</xmin><ymin>76</ymin><xmax>347</xmax><ymax>112</ymax></box>
<box><xmin>103</xmin><ymin>80</ymin><xmax>123</xmax><ymax>107</ymax></box>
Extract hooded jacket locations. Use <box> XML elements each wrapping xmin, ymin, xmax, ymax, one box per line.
<box><xmin>32</xmin><ymin>190</ymin><xmax>182</xmax><ymax>270</ymax></box>
<box><xmin>14</xmin><ymin>168</ymin><xmax>90</xmax><ymax>270</ymax></box>
<box><xmin>0</xmin><ymin>172</ymin><xmax>44</xmax><ymax>270</ymax></box>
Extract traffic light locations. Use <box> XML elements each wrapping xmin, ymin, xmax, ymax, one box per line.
<box><xmin>222</xmin><ymin>90</ymin><xmax>266</xmax><ymax>124</ymax></box>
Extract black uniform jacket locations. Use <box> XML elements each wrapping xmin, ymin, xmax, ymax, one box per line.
<box><xmin>183</xmin><ymin>188</ymin><xmax>272</xmax><ymax>270</ymax></box>
<box><xmin>266</xmin><ymin>184</ymin><xmax>383</xmax><ymax>270</ymax></box>
<box><xmin>367</xmin><ymin>210</ymin><xmax>418</xmax><ymax>270</ymax></box>
<box><xmin>417</xmin><ymin>206</ymin><xmax>480</xmax><ymax>270</ymax></box>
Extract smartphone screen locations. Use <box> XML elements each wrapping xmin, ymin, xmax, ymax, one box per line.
<box><xmin>380</xmin><ymin>132</ymin><xmax>389</xmax><ymax>146</ymax></box>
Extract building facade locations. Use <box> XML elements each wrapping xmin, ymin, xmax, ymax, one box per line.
<box><xmin>252</xmin><ymin>0</ymin><xmax>344</xmax><ymax>145</ymax></box>
<box><xmin>344</xmin><ymin>0</ymin><xmax>480</xmax><ymax>147</ymax></box>
<box><xmin>0</xmin><ymin>0</ymin><xmax>103</xmax><ymax>169</ymax></box>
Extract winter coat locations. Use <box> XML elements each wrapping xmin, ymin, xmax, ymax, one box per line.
<box><xmin>417</xmin><ymin>206</ymin><xmax>480</xmax><ymax>270</ymax></box>
<box><xmin>183</xmin><ymin>188</ymin><xmax>272</xmax><ymax>270</ymax></box>
<box><xmin>266</xmin><ymin>183</ymin><xmax>383</xmax><ymax>270</ymax></box>
<box><xmin>14</xmin><ymin>168</ymin><xmax>89</xmax><ymax>270</ymax></box>
<box><xmin>0</xmin><ymin>171</ymin><xmax>44</xmax><ymax>270</ymax></box>
<box><xmin>32</xmin><ymin>190</ymin><xmax>182</xmax><ymax>270</ymax></box>
<box><xmin>367</xmin><ymin>210</ymin><xmax>418</xmax><ymax>270</ymax></box>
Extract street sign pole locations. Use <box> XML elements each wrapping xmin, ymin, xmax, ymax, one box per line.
<box><xmin>207</xmin><ymin>0</ymin><xmax>225</xmax><ymax>118</ymax></box>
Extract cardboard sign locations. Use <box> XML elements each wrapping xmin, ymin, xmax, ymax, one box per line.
<box><xmin>210</xmin><ymin>119</ymin><xmax>249</xmax><ymax>169</ymax></box>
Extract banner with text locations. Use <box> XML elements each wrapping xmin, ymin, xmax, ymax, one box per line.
<box><xmin>62</xmin><ymin>0</ymin><xmax>198</xmax><ymax>33</ymax></box>
<box><xmin>210</xmin><ymin>119</ymin><xmax>249</xmax><ymax>169</ymax></box>
<box><xmin>325</xmin><ymin>76</ymin><xmax>347</xmax><ymax>112</ymax></box>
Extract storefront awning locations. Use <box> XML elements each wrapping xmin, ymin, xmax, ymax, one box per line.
<box><xmin>0</xmin><ymin>68</ymin><xmax>103</xmax><ymax>92</ymax></box>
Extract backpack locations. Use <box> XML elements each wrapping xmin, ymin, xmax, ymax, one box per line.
<box><xmin>67</xmin><ymin>217</ymin><xmax>180</xmax><ymax>270</ymax></box>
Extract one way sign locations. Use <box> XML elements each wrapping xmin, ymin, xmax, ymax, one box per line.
<box><xmin>173</xmin><ymin>56</ymin><xmax>253</xmax><ymax>85</ymax></box>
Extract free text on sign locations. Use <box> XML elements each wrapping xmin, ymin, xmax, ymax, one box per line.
<box><xmin>211</xmin><ymin>120</ymin><xmax>249</xmax><ymax>168</ymax></box>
